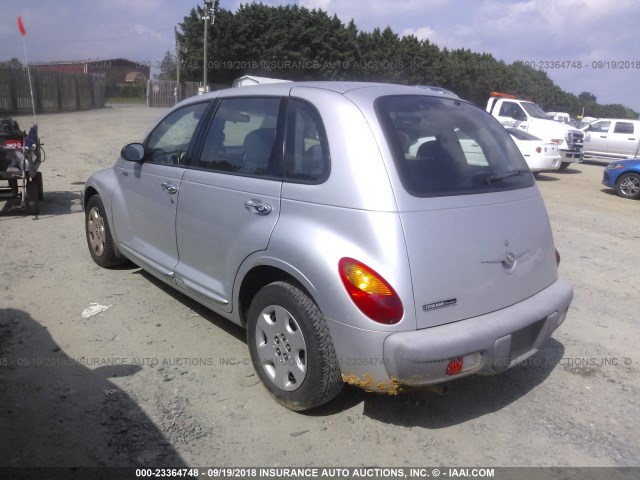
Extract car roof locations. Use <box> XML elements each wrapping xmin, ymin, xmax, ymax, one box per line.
<box><xmin>178</xmin><ymin>81</ymin><xmax>460</xmax><ymax>107</ymax></box>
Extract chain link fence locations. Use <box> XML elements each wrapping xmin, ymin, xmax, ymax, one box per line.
<box><xmin>147</xmin><ymin>80</ymin><xmax>203</xmax><ymax>108</ymax></box>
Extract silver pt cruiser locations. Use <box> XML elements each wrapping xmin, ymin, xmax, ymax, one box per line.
<box><xmin>84</xmin><ymin>82</ymin><xmax>573</xmax><ymax>411</ymax></box>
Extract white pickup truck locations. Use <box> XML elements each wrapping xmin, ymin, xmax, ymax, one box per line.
<box><xmin>581</xmin><ymin>119</ymin><xmax>640</xmax><ymax>159</ymax></box>
<box><xmin>486</xmin><ymin>93</ymin><xmax>584</xmax><ymax>169</ymax></box>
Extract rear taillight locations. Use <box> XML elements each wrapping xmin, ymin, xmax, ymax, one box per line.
<box><xmin>555</xmin><ymin>249</ymin><xmax>561</xmax><ymax>266</ymax></box>
<box><xmin>535</xmin><ymin>146</ymin><xmax>542</xmax><ymax>154</ymax></box>
<box><xmin>446</xmin><ymin>353</ymin><xmax>482</xmax><ymax>375</ymax></box>
<box><xmin>446</xmin><ymin>357</ymin><xmax>463</xmax><ymax>376</ymax></box>
<box><xmin>338</xmin><ymin>257</ymin><xmax>403</xmax><ymax>324</ymax></box>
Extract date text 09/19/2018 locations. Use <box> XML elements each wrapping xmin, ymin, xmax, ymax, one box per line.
<box><xmin>138</xmin><ymin>58</ymin><xmax>640</xmax><ymax>72</ymax></box>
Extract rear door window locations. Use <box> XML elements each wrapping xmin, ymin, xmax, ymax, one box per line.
<box><xmin>613</xmin><ymin>122</ymin><xmax>634</xmax><ymax>134</ymax></box>
<box><xmin>376</xmin><ymin>95</ymin><xmax>534</xmax><ymax>197</ymax></box>
<box><xmin>197</xmin><ymin>97</ymin><xmax>282</xmax><ymax>178</ymax></box>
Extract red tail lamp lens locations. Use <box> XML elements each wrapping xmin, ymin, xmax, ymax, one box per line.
<box><xmin>555</xmin><ymin>249</ymin><xmax>561</xmax><ymax>266</ymax></box>
<box><xmin>338</xmin><ymin>258</ymin><xmax>403</xmax><ymax>324</ymax></box>
<box><xmin>446</xmin><ymin>357</ymin><xmax>464</xmax><ymax>376</ymax></box>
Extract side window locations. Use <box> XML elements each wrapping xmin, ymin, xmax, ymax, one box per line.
<box><xmin>590</xmin><ymin>121</ymin><xmax>611</xmax><ymax>133</ymax></box>
<box><xmin>613</xmin><ymin>122</ymin><xmax>634</xmax><ymax>134</ymax></box>
<box><xmin>498</xmin><ymin>102</ymin><xmax>525</xmax><ymax>120</ymax></box>
<box><xmin>498</xmin><ymin>102</ymin><xmax>512</xmax><ymax>117</ymax></box>
<box><xmin>284</xmin><ymin>99</ymin><xmax>329</xmax><ymax>183</ymax></box>
<box><xmin>146</xmin><ymin>102</ymin><xmax>209</xmax><ymax>165</ymax></box>
<box><xmin>198</xmin><ymin>97</ymin><xmax>281</xmax><ymax>177</ymax></box>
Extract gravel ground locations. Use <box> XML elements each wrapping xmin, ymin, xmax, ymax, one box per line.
<box><xmin>0</xmin><ymin>105</ymin><xmax>639</xmax><ymax>468</ymax></box>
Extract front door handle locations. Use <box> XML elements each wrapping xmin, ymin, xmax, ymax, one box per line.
<box><xmin>244</xmin><ymin>200</ymin><xmax>272</xmax><ymax>216</ymax></box>
<box><xmin>161</xmin><ymin>183</ymin><xmax>178</xmax><ymax>194</ymax></box>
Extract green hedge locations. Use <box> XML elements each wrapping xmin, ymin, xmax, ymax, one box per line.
<box><xmin>105</xmin><ymin>82</ymin><xmax>145</xmax><ymax>99</ymax></box>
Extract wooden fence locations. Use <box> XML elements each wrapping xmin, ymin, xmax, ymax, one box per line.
<box><xmin>0</xmin><ymin>68</ymin><xmax>104</xmax><ymax>115</ymax></box>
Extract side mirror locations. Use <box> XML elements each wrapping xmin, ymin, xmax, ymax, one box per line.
<box><xmin>121</xmin><ymin>143</ymin><xmax>145</xmax><ymax>162</ymax></box>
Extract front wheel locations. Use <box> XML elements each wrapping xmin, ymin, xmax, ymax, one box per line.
<box><xmin>35</xmin><ymin>172</ymin><xmax>44</xmax><ymax>201</ymax></box>
<box><xmin>558</xmin><ymin>162</ymin><xmax>572</xmax><ymax>170</ymax></box>
<box><xmin>616</xmin><ymin>172</ymin><xmax>640</xmax><ymax>199</ymax></box>
<box><xmin>25</xmin><ymin>178</ymin><xmax>39</xmax><ymax>214</ymax></box>
<box><xmin>247</xmin><ymin>281</ymin><xmax>343</xmax><ymax>411</ymax></box>
<box><xmin>85</xmin><ymin>195</ymin><xmax>125</xmax><ymax>268</ymax></box>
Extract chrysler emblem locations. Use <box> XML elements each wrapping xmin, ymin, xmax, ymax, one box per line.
<box><xmin>482</xmin><ymin>250</ymin><xmax>528</xmax><ymax>265</ymax></box>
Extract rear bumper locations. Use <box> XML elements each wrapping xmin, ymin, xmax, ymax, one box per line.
<box><xmin>528</xmin><ymin>155</ymin><xmax>561</xmax><ymax>171</ymax></box>
<box><xmin>383</xmin><ymin>277</ymin><xmax>573</xmax><ymax>387</ymax></box>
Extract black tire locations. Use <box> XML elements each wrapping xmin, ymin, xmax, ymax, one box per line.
<box><xmin>85</xmin><ymin>195</ymin><xmax>125</xmax><ymax>268</ymax></box>
<box><xmin>25</xmin><ymin>178</ymin><xmax>39</xmax><ymax>215</ymax></box>
<box><xmin>615</xmin><ymin>172</ymin><xmax>640</xmax><ymax>200</ymax></box>
<box><xmin>247</xmin><ymin>281</ymin><xmax>343</xmax><ymax>411</ymax></box>
<box><xmin>558</xmin><ymin>162</ymin><xmax>572</xmax><ymax>170</ymax></box>
<box><xmin>9</xmin><ymin>179</ymin><xmax>18</xmax><ymax>197</ymax></box>
<box><xmin>35</xmin><ymin>172</ymin><xmax>44</xmax><ymax>201</ymax></box>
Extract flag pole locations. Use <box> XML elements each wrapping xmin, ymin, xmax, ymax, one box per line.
<box><xmin>18</xmin><ymin>17</ymin><xmax>36</xmax><ymax>123</ymax></box>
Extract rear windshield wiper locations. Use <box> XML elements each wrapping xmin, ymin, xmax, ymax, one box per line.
<box><xmin>484</xmin><ymin>169</ymin><xmax>530</xmax><ymax>185</ymax></box>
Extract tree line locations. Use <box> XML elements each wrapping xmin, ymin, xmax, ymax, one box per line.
<box><xmin>157</xmin><ymin>2</ymin><xmax>637</xmax><ymax>119</ymax></box>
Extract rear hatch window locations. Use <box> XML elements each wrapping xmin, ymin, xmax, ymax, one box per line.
<box><xmin>376</xmin><ymin>95</ymin><xmax>534</xmax><ymax>197</ymax></box>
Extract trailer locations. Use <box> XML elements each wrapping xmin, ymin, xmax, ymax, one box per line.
<box><xmin>0</xmin><ymin>118</ymin><xmax>44</xmax><ymax>215</ymax></box>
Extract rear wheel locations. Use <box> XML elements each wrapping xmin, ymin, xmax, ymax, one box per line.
<box><xmin>85</xmin><ymin>195</ymin><xmax>125</xmax><ymax>267</ymax></box>
<box><xmin>616</xmin><ymin>172</ymin><xmax>640</xmax><ymax>199</ymax></box>
<box><xmin>247</xmin><ymin>281</ymin><xmax>343</xmax><ymax>411</ymax></box>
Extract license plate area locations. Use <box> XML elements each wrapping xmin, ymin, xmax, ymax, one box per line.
<box><xmin>510</xmin><ymin>318</ymin><xmax>546</xmax><ymax>359</ymax></box>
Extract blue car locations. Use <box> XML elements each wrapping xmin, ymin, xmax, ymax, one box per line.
<box><xmin>602</xmin><ymin>159</ymin><xmax>640</xmax><ymax>199</ymax></box>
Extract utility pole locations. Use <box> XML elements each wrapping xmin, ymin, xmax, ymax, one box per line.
<box><xmin>175</xmin><ymin>27</ymin><xmax>181</xmax><ymax>103</ymax></box>
<box><xmin>203</xmin><ymin>0</ymin><xmax>213</xmax><ymax>92</ymax></box>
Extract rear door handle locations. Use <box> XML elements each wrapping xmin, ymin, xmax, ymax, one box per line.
<box><xmin>244</xmin><ymin>200</ymin><xmax>272</xmax><ymax>216</ymax></box>
<box><xmin>161</xmin><ymin>183</ymin><xmax>178</xmax><ymax>194</ymax></box>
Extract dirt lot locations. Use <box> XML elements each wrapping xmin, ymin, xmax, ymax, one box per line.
<box><xmin>1</xmin><ymin>105</ymin><xmax>639</xmax><ymax>468</ymax></box>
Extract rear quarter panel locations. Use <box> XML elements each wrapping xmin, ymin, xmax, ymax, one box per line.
<box><xmin>265</xmin><ymin>202</ymin><xmax>416</xmax><ymax>332</ymax></box>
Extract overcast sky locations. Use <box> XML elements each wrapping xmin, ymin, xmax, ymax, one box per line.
<box><xmin>2</xmin><ymin>0</ymin><xmax>639</xmax><ymax>112</ymax></box>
